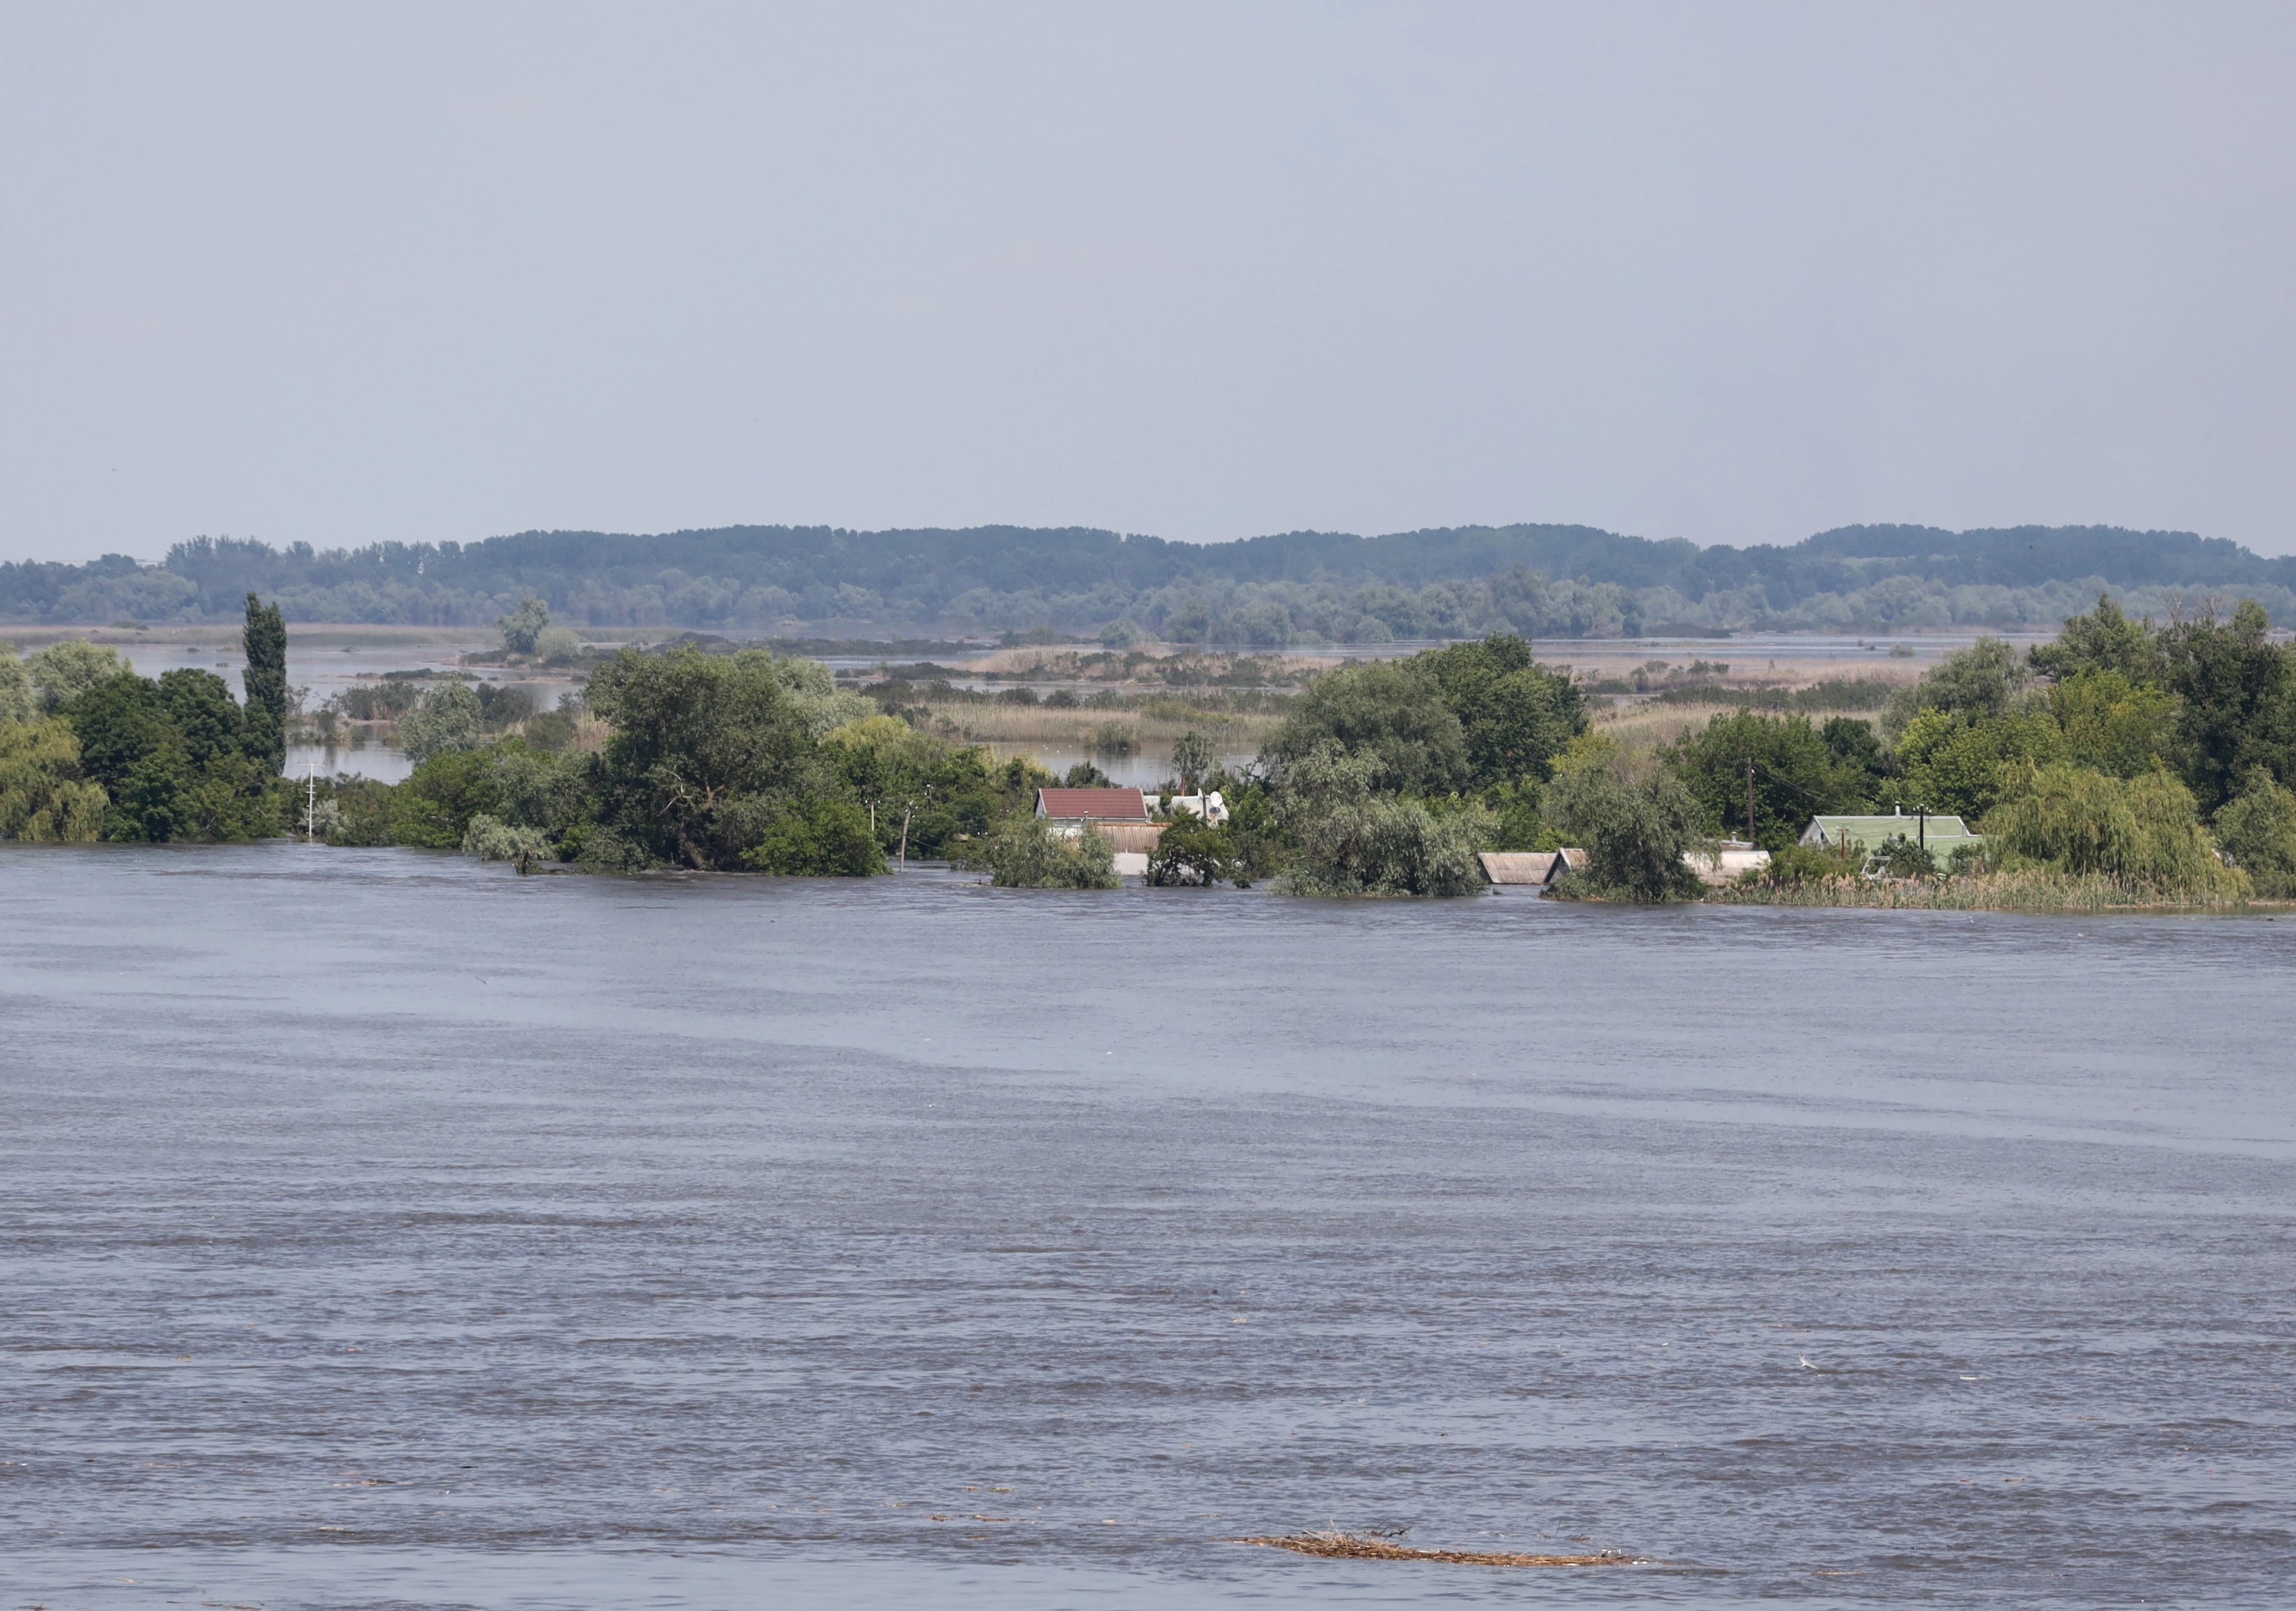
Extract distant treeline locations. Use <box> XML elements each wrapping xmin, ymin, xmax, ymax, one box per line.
<box><xmin>6</xmin><ymin>522</ymin><xmax>2295</xmax><ymax>640</ymax></box>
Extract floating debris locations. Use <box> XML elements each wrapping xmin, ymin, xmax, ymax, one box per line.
<box><xmin>1237</xmin><ymin>1531</ymin><xmax>1632</xmax><ymax>1567</ymax></box>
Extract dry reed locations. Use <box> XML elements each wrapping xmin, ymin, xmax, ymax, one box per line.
<box><xmin>1236</xmin><ymin>1531</ymin><xmax>1631</xmax><ymax>1567</ymax></box>
<box><xmin>1708</xmin><ymin>870</ymin><xmax>2251</xmax><ymax>912</ymax></box>
<box><xmin>1593</xmin><ymin>695</ymin><xmax>1893</xmax><ymax>757</ymax></box>
<box><xmin>922</xmin><ymin>703</ymin><xmax>1278</xmax><ymax>750</ymax></box>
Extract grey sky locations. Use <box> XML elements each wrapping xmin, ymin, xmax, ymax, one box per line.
<box><xmin>4</xmin><ymin>2</ymin><xmax>2291</xmax><ymax>564</ymax></box>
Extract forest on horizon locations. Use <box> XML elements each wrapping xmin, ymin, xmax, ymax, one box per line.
<box><xmin>5</xmin><ymin>521</ymin><xmax>2294</xmax><ymax>644</ymax></box>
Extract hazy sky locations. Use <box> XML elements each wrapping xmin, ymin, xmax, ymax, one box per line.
<box><xmin>4</xmin><ymin>2</ymin><xmax>2292</xmax><ymax>564</ymax></box>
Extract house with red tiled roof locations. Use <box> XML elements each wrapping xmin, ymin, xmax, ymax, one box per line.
<box><xmin>1034</xmin><ymin>787</ymin><xmax>1152</xmax><ymax>824</ymax></box>
<box><xmin>1035</xmin><ymin>787</ymin><xmax>1159</xmax><ymax>876</ymax></box>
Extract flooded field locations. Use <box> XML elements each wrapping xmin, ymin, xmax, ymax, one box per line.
<box><xmin>3</xmin><ymin>846</ymin><xmax>2291</xmax><ymax>1607</ymax></box>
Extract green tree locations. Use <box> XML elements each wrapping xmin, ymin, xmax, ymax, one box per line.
<box><xmin>1262</xmin><ymin>659</ymin><xmax>1469</xmax><ymax>794</ymax></box>
<box><xmin>1216</xmin><ymin>774</ymin><xmax>1293</xmax><ymax>880</ymax></box>
<box><xmin>1542</xmin><ymin>755</ymin><xmax>1707</xmax><ymax>902</ymax></box>
<box><xmin>1146</xmin><ymin>816</ymin><xmax>1243</xmax><ymax>886</ymax></box>
<box><xmin>2048</xmin><ymin>669</ymin><xmax>2177</xmax><ymax>778</ymax></box>
<box><xmin>63</xmin><ymin>669</ymin><xmax>276</xmax><ymax>841</ymax></box>
<box><xmin>1883</xmin><ymin>637</ymin><xmax>2028</xmax><ymax>738</ymax></box>
<box><xmin>2026</xmin><ymin>593</ymin><xmax>2163</xmax><ymax>685</ymax></box>
<box><xmin>2160</xmin><ymin>600</ymin><xmax>2295</xmax><ymax>812</ymax></box>
<box><xmin>0</xmin><ymin>718</ymin><xmax>107</xmax><ymax>840</ymax></box>
<box><xmin>1665</xmin><ymin>711</ymin><xmax>1870</xmax><ymax>850</ymax></box>
<box><xmin>584</xmin><ymin>644</ymin><xmax>812</xmax><ymax>869</ymax></box>
<box><xmin>240</xmin><ymin>593</ymin><xmax>288</xmax><ymax>772</ymax></box>
<box><xmin>1986</xmin><ymin>761</ymin><xmax>2242</xmax><ymax>897</ymax></box>
<box><xmin>399</xmin><ymin>682</ymin><xmax>485</xmax><ymax>765</ymax></box>
<box><xmin>744</xmin><ymin>797</ymin><xmax>886</xmax><ymax>876</ymax></box>
<box><xmin>0</xmin><ymin>644</ymin><xmax>34</xmax><ymax>725</ymax></box>
<box><xmin>2213</xmin><ymin>769</ymin><xmax>2296</xmax><ymax>895</ymax></box>
<box><xmin>1894</xmin><ymin>708</ymin><xmax>2068</xmax><ymax>821</ymax></box>
<box><xmin>156</xmin><ymin>669</ymin><xmax>248</xmax><ymax>766</ymax></box>
<box><xmin>763</xmin><ymin>650</ymin><xmax>876</xmax><ymax>737</ymax></box>
<box><xmin>1272</xmin><ymin>741</ymin><xmax>1490</xmax><ymax>897</ymax></box>
<box><xmin>498</xmin><ymin>597</ymin><xmax>550</xmax><ymax>656</ymax></box>
<box><xmin>1170</xmin><ymin>729</ymin><xmax>1216</xmax><ymax>795</ymax></box>
<box><xmin>64</xmin><ymin>672</ymin><xmax>185</xmax><ymax>839</ymax></box>
<box><xmin>386</xmin><ymin>748</ymin><xmax>507</xmax><ymax>847</ymax></box>
<box><xmin>1820</xmin><ymin>716</ymin><xmax>1892</xmax><ymax>793</ymax></box>
<box><xmin>1416</xmin><ymin>631</ymin><xmax>1587</xmax><ymax>786</ymax></box>
<box><xmin>490</xmin><ymin>742</ymin><xmax>595</xmax><ymax>844</ymax></box>
<box><xmin>27</xmin><ymin>639</ymin><xmax>129</xmax><ymax>714</ymax></box>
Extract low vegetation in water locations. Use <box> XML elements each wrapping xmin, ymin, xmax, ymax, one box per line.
<box><xmin>1236</xmin><ymin>1532</ymin><xmax>1631</xmax><ymax>1567</ymax></box>
<box><xmin>1709</xmin><ymin>869</ymin><xmax>2254</xmax><ymax>911</ymax></box>
<box><xmin>960</xmin><ymin>817</ymin><xmax>1121</xmax><ymax>890</ymax></box>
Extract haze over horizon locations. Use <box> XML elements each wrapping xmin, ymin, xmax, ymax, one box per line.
<box><xmin>5</xmin><ymin>3</ymin><xmax>2292</xmax><ymax>565</ymax></box>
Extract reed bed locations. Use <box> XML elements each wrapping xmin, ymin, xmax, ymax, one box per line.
<box><xmin>1708</xmin><ymin>870</ymin><xmax>2253</xmax><ymax>912</ymax></box>
<box><xmin>1594</xmin><ymin>695</ymin><xmax>1897</xmax><ymax>757</ymax></box>
<box><xmin>1236</xmin><ymin>1532</ymin><xmax>1630</xmax><ymax>1568</ymax></box>
<box><xmin>920</xmin><ymin>702</ymin><xmax>1280</xmax><ymax>751</ymax></box>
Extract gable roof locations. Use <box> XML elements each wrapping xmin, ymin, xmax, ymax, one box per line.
<box><xmin>1802</xmin><ymin>813</ymin><xmax>1974</xmax><ymax>849</ymax></box>
<box><xmin>1036</xmin><ymin>787</ymin><xmax>1150</xmax><ymax>821</ymax></box>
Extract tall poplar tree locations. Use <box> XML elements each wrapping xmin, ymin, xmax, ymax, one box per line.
<box><xmin>241</xmin><ymin>592</ymin><xmax>288</xmax><ymax>772</ymax></box>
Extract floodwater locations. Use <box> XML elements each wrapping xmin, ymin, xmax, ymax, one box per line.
<box><xmin>3</xmin><ymin>848</ymin><xmax>2292</xmax><ymax>1610</ymax></box>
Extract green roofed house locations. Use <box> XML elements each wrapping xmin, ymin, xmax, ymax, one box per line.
<box><xmin>1801</xmin><ymin>809</ymin><xmax>1985</xmax><ymax>872</ymax></box>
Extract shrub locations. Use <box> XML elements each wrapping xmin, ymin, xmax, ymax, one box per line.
<box><xmin>2213</xmin><ymin>769</ymin><xmax>2296</xmax><ymax>896</ymax></box>
<box><xmin>387</xmin><ymin>749</ymin><xmax>504</xmax><ymax>848</ymax></box>
<box><xmin>978</xmin><ymin>816</ymin><xmax>1120</xmax><ymax>889</ymax></box>
<box><xmin>1871</xmin><ymin>834</ymin><xmax>1939</xmax><ymax>880</ymax></box>
<box><xmin>1147</xmin><ymin>816</ymin><xmax>1245</xmax><ymax>887</ymax></box>
<box><xmin>534</xmin><ymin>626</ymin><xmax>583</xmax><ymax>665</ymax></box>
<box><xmin>461</xmin><ymin>813</ymin><xmax>553</xmax><ymax>873</ymax></box>
<box><xmin>743</xmin><ymin>798</ymin><xmax>885</xmax><ymax>876</ymax></box>
<box><xmin>1747</xmin><ymin>841</ymin><xmax>1859</xmax><ymax>886</ymax></box>
<box><xmin>399</xmin><ymin>682</ymin><xmax>484</xmax><ymax>764</ymax></box>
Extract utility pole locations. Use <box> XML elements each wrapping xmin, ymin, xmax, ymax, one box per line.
<box><xmin>897</xmin><ymin>786</ymin><xmax>931</xmax><ymax>870</ymax></box>
<box><xmin>1746</xmin><ymin>760</ymin><xmax>1756</xmax><ymax>847</ymax></box>
<box><xmin>305</xmin><ymin>760</ymin><xmax>319</xmax><ymax>844</ymax></box>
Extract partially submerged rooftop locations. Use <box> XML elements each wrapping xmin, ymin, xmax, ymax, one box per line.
<box><xmin>1035</xmin><ymin>787</ymin><xmax>1150</xmax><ymax>822</ymax></box>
